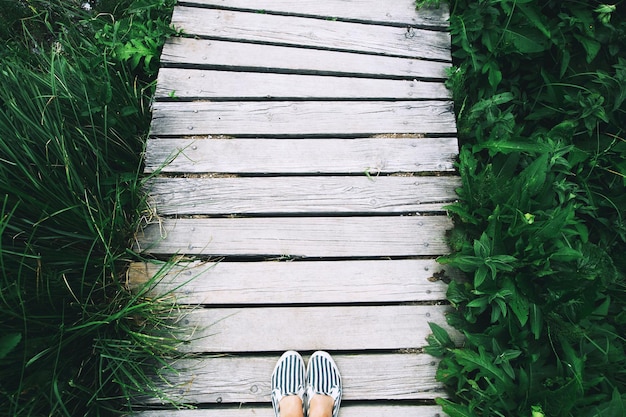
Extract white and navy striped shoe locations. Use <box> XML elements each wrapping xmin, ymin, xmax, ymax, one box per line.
<box><xmin>305</xmin><ymin>351</ymin><xmax>342</xmax><ymax>417</ymax></box>
<box><xmin>271</xmin><ymin>351</ymin><xmax>306</xmax><ymax>417</ymax></box>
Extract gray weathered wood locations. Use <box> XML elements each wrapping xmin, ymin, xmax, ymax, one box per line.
<box><xmin>143</xmin><ymin>355</ymin><xmax>445</xmax><ymax>403</ymax></box>
<box><xmin>139</xmin><ymin>354</ymin><xmax>446</xmax><ymax>403</ymax></box>
<box><xmin>171</xmin><ymin>7</ymin><xmax>451</xmax><ymax>61</ymax></box>
<box><xmin>150</xmin><ymin>101</ymin><xmax>456</xmax><ymax>136</ymax></box>
<box><xmin>144</xmin><ymin>138</ymin><xmax>459</xmax><ymax>174</ymax></box>
<box><xmin>175</xmin><ymin>306</ymin><xmax>458</xmax><ymax>352</ymax></box>
<box><xmin>133</xmin><ymin>404</ymin><xmax>445</xmax><ymax>417</ymax></box>
<box><xmin>177</xmin><ymin>0</ymin><xmax>450</xmax><ymax>27</ymax></box>
<box><xmin>144</xmin><ymin>176</ymin><xmax>460</xmax><ymax>215</ymax></box>
<box><xmin>155</xmin><ymin>69</ymin><xmax>450</xmax><ymax>100</ymax></box>
<box><xmin>135</xmin><ymin>216</ymin><xmax>453</xmax><ymax>257</ymax></box>
<box><xmin>128</xmin><ymin>259</ymin><xmax>457</xmax><ymax>304</ymax></box>
<box><xmin>135</xmin><ymin>1</ymin><xmax>459</xmax><ymax>414</ymax></box>
<box><xmin>160</xmin><ymin>38</ymin><xmax>450</xmax><ymax>79</ymax></box>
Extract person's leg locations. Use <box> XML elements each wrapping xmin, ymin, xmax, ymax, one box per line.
<box><xmin>271</xmin><ymin>351</ymin><xmax>306</xmax><ymax>417</ymax></box>
<box><xmin>305</xmin><ymin>351</ymin><xmax>342</xmax><ymax>417</ymax></box>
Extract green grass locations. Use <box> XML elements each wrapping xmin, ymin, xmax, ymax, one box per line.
<box><xmin>0</xmin><ymin>0</ymin><xmax>182</xmax><ymax>415</ymax></box>
<box><xmin>425</xmin><ymin>0</ymin><xmax>626</xmax><ymax>416</ymax></box>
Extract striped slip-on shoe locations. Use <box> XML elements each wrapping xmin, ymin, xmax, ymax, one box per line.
<box><xmin>305</xmin><ymin>351</ymin><xmax>342</xmax><ymax>417</ymax></box>
<box><xmin>271</xmin><ymin>351</ymin><xmax>306</xmax><ymax>417</ymax></box>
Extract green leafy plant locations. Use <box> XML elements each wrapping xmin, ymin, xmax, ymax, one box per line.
<box><xmin>427</xmin><ymin>0</ymin><xmax>626</xmax><ymax>416</ymax></box>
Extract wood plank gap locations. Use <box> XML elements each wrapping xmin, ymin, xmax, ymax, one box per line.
<box><xmin>156</xmin><ymin>97</ymin><xmax>453</xmax><ymax>103</ymax></box>
<box><xmin>160</xmin><ymin>62</ymin><xmax>450</xmax><ymax>82</ymax></box>
<box><xmin>148</xmin><ymin>212</ymin><xmax>453</xmax><ymax>220</ymax></box>
<box><xmin>160</xmin><ymin>38</ymin><xmax>451</xmax><ymax>80</ymax></box>
<box><xmin>154</xmin><ymin>68</ymin><xmax>452</xmax><ymax>96</ymax></box>
<box><xmin>170</xmin><ymin>7</ymin><xmax>451</xmax><ymax>61</ymax></box>
<box><xmin>176</xmin><ymin>0</ymin><xmax>450</xmax><ymax>29</ymax></box>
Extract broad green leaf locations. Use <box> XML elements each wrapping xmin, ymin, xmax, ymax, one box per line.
<box><xmin>504</xmin><ymin>280</ymin><xmax>529</xmax><ymax>327</ymax></box>
<box><xmin>504</xmin><ymin>27</ymin><xmax>549</xmax><ymax>53</ymax></box>
<box><xmin>593</xmin><ymin>296</ymin><xmax>611</xmax><ymax>316</ymax></box>
<box><xmin>0</xmin><ymin>333</ymin><xmax>22</xmax><ymax>359</ymax></box>
<box><xmin>573</xmin><ymin>34</ymin><xmax>601</xmax><ymax>63</ymax></box>
<box><xmin>474</xmin><ymin>265</ymin><xmax>489</xmax><ymax>288</ymax></box>
<box><xmin>436</xmin><ymin>398</ymin><xmax>474</xmax><ymax>417</ymax></box>
<box><xmin>444</xmin><ymin>203</ymin><xmax>479</xmax><ymax>224</ymax></box>
<box><xmin>520</xmin><ymin>153</ymin><xmax>549</xmax><ymax>197</ymax></box>
<box><xmin>474</xmin><ymin>233</ymin><xmax>492</xmax><ymax>258</ymax></box>
<box><xmin>470</xmin><ymin>93</ymin><xmax>515</xmax><ymax>113</ymax></box>
<box><xmin>454</xmin><ymin>346</ymin><xmax>509</xmax><ymax>384</ymax></box>
<box><xmin>550</xmin><ymin>246</ymin><xmax>583</xmax><ymax>262</ymax></box>
<box><xmin>482</xmin><ymin>60</ymin><xmax>502</xmax><ymax>89</ymax></box>
<box><xmin>446</xmin><ymin>280</ymin><xmax>470</xmax><ymax>306</ymax></box>
<box><xmin>594</xmin><ymin>388</ymin><xmax>626</xmax><ymax>417</ymax></box>
<box><xmin>559</xmin><ymin>337</ymin><xmax>584</xmax><ymax>386</ymax></box>
<box><xmin>479</xmin><ymin>139</ymin><xmax>552</xmax><ymax>154</ymax></box>
<box><xmin>428</xmin><ymin>322</ymin><xmax>454</xmax><ymax>348</ymax></box>
<box><xmin>518</xmin><ymin>4</ymin><xmax>551</xmax><ymax>39</ymax></box>
<box><xmin>494</xmin><ymin>349</ymin><xmax>522</xmax><ymax>363</ymax></box>
<box><xmin>467</xmin><ymin>296</ymin><xmax>488</xmax><ymax>309</ymax></box>
<box><xmin>530</xmin><ymin>304</ymin><xmax>542</xmax><ymax>339</ymax></box>
<box><xmin>447</xmin><ymin>255</ymin><xmax>482</xmax><ymax>272</ymax></box>
<box><xmin>536</xmin><ymin>205</ymin><xmax>576</xmax><ymax>239</ymax></box>
<box><xmin>548</xmin><ymin>120</ymin><xmax>577</xmax><ymax>142</ymax></box>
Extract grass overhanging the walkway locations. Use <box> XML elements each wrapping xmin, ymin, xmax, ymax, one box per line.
<box><xmin>424</xmin><ymin>0</ymin><xmax>626</xmax><ymax>416</ymax></box>
<box><xmin>0</xmin><ymin>1</ymin><xmax>183</xmax><ymax>416</ymax></box>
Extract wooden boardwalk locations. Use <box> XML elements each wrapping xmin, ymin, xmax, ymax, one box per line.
<box><xmin>131</xmin><ymin>1</ymin><xmax>460</xmax><ymax>416</ymax></box>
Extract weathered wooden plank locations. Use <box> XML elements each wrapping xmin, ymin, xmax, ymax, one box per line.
<box><xmin>145</xmin><ymin>176</ymin><xmax>460</xmax><ymax>215</ymax></box>
<box><xmin>178</xmin><ymin>0</ymin><xmax>450</xmax><ymax>27</ymax></box>
<box><xmin>150</xmin><ymin>101</ymin><xmax>456</xmax><ymax>137</ymax></box>
<box><xmin>155</xmin><ymin>69</ymin><xmax>450</xmax><ymax>100</ymax></box>
<box><xmin>176</xmin><ymin>306</ymin><xmax>458</xmax><ymax>352</ymax></box>
<box><xmin>128</xmin><ymin>259</ymin><xmax>457</xmax><ymax>304</ymax></box>
<box><xmin>171</xmin><ymin>7</ymin><xmax>451</xmax><ymax>61</ymax></box>
<box><xmin>160</xmin><ymin>38</ymin><xmax>450</xmax><ymax>79</ymax></box>
<box><xmin>133</xmin><ymin>404</ymin><xmax>445</xmax><ymax>417</ymax></box>
<box><xmin>135</xmin><ymin>216</ymin><xmax>452</xmax><ymax>257</ymax></box>
<box><xmin>140</xmin><ymin>354</ymin><xmax>445</xmax><ymax>403</ymax></box>
<box><xmin>144</xmin><ymin>138</ymin><xmax>459</xmax><ymax>174</ymax></box>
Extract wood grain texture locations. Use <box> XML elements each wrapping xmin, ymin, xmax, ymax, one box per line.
<box><xmin>145</xmin><ymin>176</ymin><xmax>460</xmax><ymax>215</ymax></box>
<box><xmin>139</xmin><ymin>354</ymin><xmax>446</xmax><ymax>404</ymax></box>
<box><xmin>150</xmin><ymin>100</ymin><xmax>456</xmax><ymax>136</ymax></box>
<box><xmin>171</xmin><ymin>7</ymin><xmax>451</xmax><ymax>61</ymax></box>
<box><xmin>133</xmin><ymin>404</ymin><xmax>445</xmax><ymax>417</ymax></box>
<box><xmin>155</xmin><ymin>69</ymin><xmax>450</xmax><ymax>100</ymax></box>
<box><xmin>144</xmin><ymin>137</ymin><xmax>459</xmax><ymax>174</ymax></box>
<box><xmin>175</xmin><ymin>306</ymin><xmax>458</xmax><ymax>352</ymax></box>
<box><xmin>160</xmin><ymin>38</ymin><xmax>451</xmax><ymax>79</ymax></box>
<box><xmin>177</xmin><ymin>0</ymin><xmax>450</xmax><ymax>27</ymax></box>
<box><xmin>135</xmin><ymin>216</ymin><xmax>453</xmax><ymax>257</ymax></box>
<box><xmin>127</xmin><ymin>259</ymin><xmax>458</xmax><ymax>304</ymax></box>
<box><xmin>136</xmin><ymin>1</ymin><xmax>459</xmax><ymax>412</ymax></box>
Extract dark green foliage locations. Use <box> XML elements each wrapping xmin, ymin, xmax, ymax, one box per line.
<box><xmin>426</xmin><ymin>0</ymin><xmax>626</xmax><ymax>415</ymax></box>
<box><xmin>0</xmin><ymin>1</ymin><xmax>179</xmax><ymax>416</ymax></box>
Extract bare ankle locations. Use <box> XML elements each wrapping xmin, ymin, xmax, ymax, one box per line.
<box><xmin>279</xmin><ymin>395</ymin><xmax>304</xmax><ymax>417</ymax></box>
<box><xmin>308</xmin><ymin>394</ymin><xmax>334</xmax><ymax>417</ymax></box>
